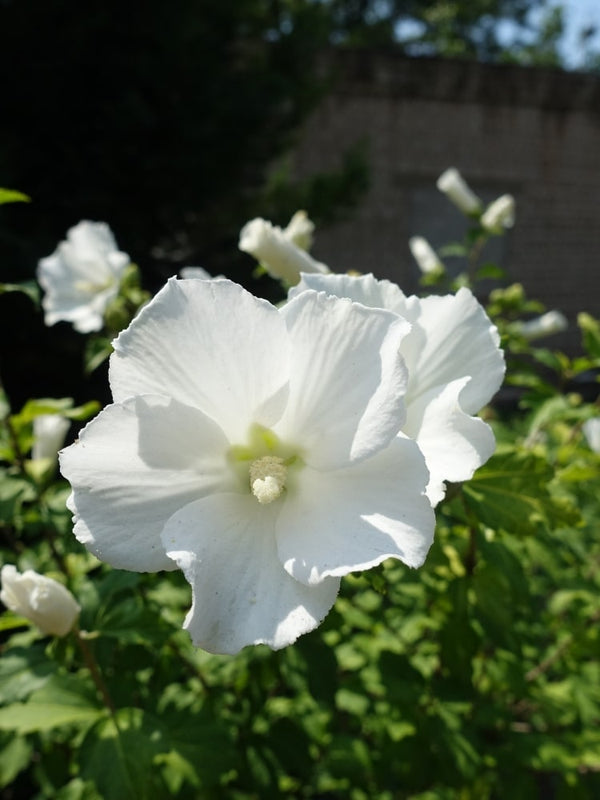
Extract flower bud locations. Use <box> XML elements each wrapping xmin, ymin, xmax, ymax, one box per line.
<box><xmin>0</xmin><ymin>565</ymin><xmax>80</xmax><ymax>636</ymax></box>
<box><xmin>437</xmin><ymin>168</ymin><xmax>482</xmax><ymax>215</ymax></box>
<box><xmin>409</xmin><ymin>236</ymin><xmax>445</xmax><ymax>274</ymax></box>
<box><xmin>583</xmin><ymin>419</ymin><xmax>600</xmax><ymax>453</ymax></box>
<box><xmin>239</xmin><ymin>217</ymin><xmax>329</xmax><ymax>285</ymax></box>
<box><xmin>283</xmin><ymin>210</ymin><xmax>315</xmax><ymax>252</ymax></box>
<box><xmin>32</xmin><ymin>414</ymin><xmax>70</xmax><ymax>462</ymax></box>
<box><xmin>481</xmin><ymin>194</ymin><xmax>515</xmax><ymax>234</ymax></box>
<box><xmin>516</xmin><ymin>310</ymin><xmax>568</xmax><ymax>340</ymax></box>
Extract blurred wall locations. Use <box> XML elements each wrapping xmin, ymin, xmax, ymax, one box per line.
<box><xmin>292</xmin><ymin>51</ymin><xmax>600</xmax><ymax>349</ymax></box>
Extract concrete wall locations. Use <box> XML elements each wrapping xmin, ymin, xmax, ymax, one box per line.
<box><xmin>292</xmin><ymin>51</ymin><xmax>600</xmax><ymax>350</ymax></box>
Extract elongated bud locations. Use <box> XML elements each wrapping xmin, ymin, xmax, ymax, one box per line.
<box><xmin>283</xmin><ymin>210</ymin><xmax>315</xmax><ymax>252</ymax></box>
<box><xmin>32</xmin><ymin>414</ymin><xmax>70</xmax><ymax>462</ymax></box>
<box><xmin>239</xmin><ymin>217</ymin><xmax>329</xmax><ymax>285</ymax></box>
<box><xmin>516</xmin><ymin>310</ymin><xmax>568</xmax><ymax>340</ymax></box>
<box><xmin>409</xmin><ymin>236</ymin><xmax>445</xmax><ymax>274</ymax></box>
<box><xmin>481</xmin><ymin>194</ymin><xmax>515</xmax><ymax>234</ymax></box>
<box><xmin>437</xmin><ymin>168</ymin><xmax>482</xmax><ymax>215</ymax></box>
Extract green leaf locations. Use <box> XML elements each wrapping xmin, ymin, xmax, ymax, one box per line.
<box><xmin>0</xmin><ymin>188</ymin><xmax>30</xmax><ymax>204</ymax></box>
<box><xmin>0</xmin><ymin>732</ymin><xmax>31</xmax><ymax>788</ymax></box>
<box><xmin>0</xmin><ymin>646</ymin><xmax>57</xmax><ymax>704</ymax></box>
<box><xmin>0</xmin><ymin>281</ymin><xmax>40</xmax><ymax>305</ymax></box>
<box><xmin>0</xmin><ymin>702</ymin><xmax>103</xmax><ymax>733</ymax></box>
<box><xmin>84</xmin><ymin>336</ymin><xmax>113</xmax><ymax>375</ymax></box>
<box><xmin>578</xmin><ymin>312</ymin><xmax>600</xmax><ymax>359</ymax></box>
<box><xmin>462</xmin><ymin>447</ymin><xmax>579</xmax><ymax>534</ymax></box>
<box><xmin>79</xmin><ymin>709</ymin><xmax>168</xmax><ymax>800</ymax></box>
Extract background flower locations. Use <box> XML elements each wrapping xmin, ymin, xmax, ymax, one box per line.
<box><xmin>37</xmin><ymin>220</ymin><xmax>130</xmax><ymax>333</ymax></box>
<box><xmin>0</xmin><ymin>565</ymin><xmax>80</xmax><ymax>636</ymax></box>
<box><xmin>60</xmin><ymin>278</ymin><xmax>435</xmax><ymax>654</ymax></box>
<box><xmin>32</xmin><ymin>414</ymin><xmax>70</xmax><ymax>462</ymax></box>
<box><xmin>239</xmin><ymin>216</ymin><xmax>329</xmax><ymax>284</ymax></box>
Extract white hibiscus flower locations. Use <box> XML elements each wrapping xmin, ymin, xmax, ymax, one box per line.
<box><xmin>289</xmin><ymin>273</ymin><xmax>505</xmax><ymax>506</ymax></box>
<box><xmin>37</xmin><ymin>221</ymin><xmax>130</xmax><ymax>333</ymax></box>
<box><xmin>60</xmin><ymin>278</ymin><xmax>435</xmax><ymax>654</ymax></box>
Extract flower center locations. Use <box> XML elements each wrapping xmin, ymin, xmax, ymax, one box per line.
<box><xmin>249</xmin><ymin>455</ymin><xmax>287</xmax><ymax>504</ymax></box>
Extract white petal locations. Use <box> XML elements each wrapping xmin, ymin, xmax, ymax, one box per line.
<box><xmin>277</xmin><ymin>437</ymin><xmax>434</xmax><ymax>585</ymax></box>
<box><xmin>161</xmin><ymin>493</ymin><xmax>340</xmax><ymax>654</ymax></box>
<box><xmin>400</xmin><ymin>288</ymin><xmax>505</xmax><ymax>413</ymax></box>
<box><xmin>109</xmin><ymin>278</ymin><xmax>290</xmax><ymax>443</ymax></box>
<box><xmin>290</xmin><ymin>272</ymin><xmax>417</xmax><ymax>319</ymax></box>
<box><xmin>403</xmin><ymin>378</ymin><xmax>497</xmax><ymax>505</ymax></box>
<box><xmin>276</xmin><ymin>290</ymin><xmax>409</xmax><ymax>469</ymax></box>
<box><xmin>59</xmin><ymin>395</ymin><xmax>234</xmax><ymax>572</ymax></box>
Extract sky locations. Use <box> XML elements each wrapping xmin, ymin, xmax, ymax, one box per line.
<box><xmin>557</xmin><ymin>0</ymin><xmax>600</xmax><ymax>67</ymax></box>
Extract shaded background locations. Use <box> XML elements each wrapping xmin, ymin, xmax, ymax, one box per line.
<box><xmin>0</xmin><ymin>0</ymin><xmax>598</xmax><ymax>409</ymax></box>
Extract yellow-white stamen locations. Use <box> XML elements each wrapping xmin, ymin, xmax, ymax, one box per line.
<box><xmin>249</xmin><ymin>455</ymin><xmax>287</xmax><ymax>504</ymax></box>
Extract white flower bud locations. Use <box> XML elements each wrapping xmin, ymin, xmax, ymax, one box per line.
<box><xmin>283</xmin><ymin>211</ymin><xmax>315</xmax><ymax>252</ymax></box>
<box><xmin>481</xmin><ymin>194</ymin><xmax>515</xmax><ymax>234</ymax></box>
<box><xmin>583</xmin><ymin>419</ymin><xmax>600</xmax><ymax>453</ymax></box>
<box><xmin>32</xmin><ymin>414</ymin><xmax>70</xmax><ymax>462</ymax></box>
<box><xmin>239</xmin><ymin>217</ymin><xmax>329</xmax><ymax>285</ymax></box>
<box><xmin>516</xmin><ymin>310</ymin><xmax>568</xmax><ymax>340</ymax></box>
<box><xmin>409</xmin><ymin>236</ymin><xmax>445</xmax><ymax>274</ymax></box>
<box><xmin>0</xmin><ymin>565</ymin><xmax>80</xmax><ymax>636</ymax></box>
<box><xmin>437</xmin><ymin>168</ymin><xmax>482</xmax><ymax>215</ymax></box>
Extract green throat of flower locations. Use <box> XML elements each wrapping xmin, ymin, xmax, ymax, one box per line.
<box><xmin>228</xmin><ymin>424</ymin><xmax>301</xmax><ymax>505</ymax></box>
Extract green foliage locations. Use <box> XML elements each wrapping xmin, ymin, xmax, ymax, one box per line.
<box><xmin>2</xmin><ymin>180</ymin><xmax>600</xmax><ymax>797</ymax></box>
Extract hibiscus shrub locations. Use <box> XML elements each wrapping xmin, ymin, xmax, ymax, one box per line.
<box><xmin>1</xmin><ymin>177</ymin><xmax>600</xmax><ymax>799</ymax></box>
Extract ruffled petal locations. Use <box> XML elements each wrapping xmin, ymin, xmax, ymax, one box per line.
<box><xmin>400</xmin><ymin>288</ymin><xmax>505</xmax><ymax>413</ymax></box>
<box><xmin>276</xmin><ymin>289</ymin><xmax>409</xmax><ymax>469</ymax></box>
<box><xmin>59</xmin><ymin>395</ymin><xmax>234</xmax><ymax>572</ymax></box>
<box><xmin>161</xmin><ymin>493</ymin><xmax>340</xmax><ymax>654</ymax></box>
<box><xmin>290</xmin><ymin>272</ymin><xmax>417</xmax><ymax>319</ymax></box>
<box><xmin>109</xmin><ymin>278</ymin><xmax>290</xmax><ymax>443</ymax></box>
<box><xmin>403</xmin><ymin>378</ymin><xmax>497</xmax><ymax>505</ymax></box>
<box><xmin>277</xmin><ymin>436</ymin><xmax>434</xmax><ymax>585</ymax></box>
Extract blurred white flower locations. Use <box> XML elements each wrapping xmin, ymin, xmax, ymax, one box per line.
<box><xmin>582</xmin><ymin>419</ymin><xmax>600</xmax><ymax>453</ymax></box>
<box><xmin>409</xmin><ymin>236</ymin><xmax>445</xmax><ymax>274</ymax></box>
<box><xmin>0</xmin><ymin>565</ymin><xmax>80</xmax><ymax>636</ymax></box>
<box><xmin>239</xmin><ymin>216</ymin><xmax>329</xmax><ymax>285</ymax></box>
<box><xmin>283</xmin><ymin>210</ymin><xmax>315</xmax><ymax>251</ymax></box>
<box><xmin>516</xmin><ymin>311</ymin><xmax>568</xmax><ymax>340</ymax></box>
<box><xmin>481</xmin><ymin>194</ymin><xmax>515</xmax><ymax>234</ymax></box>
<box><xmin>60</xmin><ymin>277</ymin><xmax>435</xmax><ymax>654</ymax></box>
<box><xmin>437</xmin><ymin>168</ymin><xmax>482</xmax><ymax>215</ymax></box>
<box><xmin>37</xmin><ymin>221</ymin><xmax>130</xmax><ymax>333</ymax></box>
<box><xmin>290</xmin><ymin>273</ymin><xmax>505</xmax><ymax>505</ymax></box>
<box><xmin>179</xmin><ymin>267</ymin><xmax>213</xmax><ymax>280</ymax></box>
<box><xmin>32</xmin><ymin>414</ymin><xmax>70</xmax><ymax>461</ymax></box>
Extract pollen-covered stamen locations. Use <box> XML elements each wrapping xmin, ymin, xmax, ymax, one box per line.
<box><xmin>249</xmin><ymin>455</ymin><xmax>287</xmax><ymax>505</ymax></box>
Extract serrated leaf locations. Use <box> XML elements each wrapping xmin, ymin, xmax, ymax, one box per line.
<box><xmin>462</xmin><ymin>448</ymin><xmax>579</xmax><ymax>534</ymax></box>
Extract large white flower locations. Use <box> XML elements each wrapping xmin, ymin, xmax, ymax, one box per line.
<box><xmin>37</xmin><ymin>221</ymin><xmax>130</xmax><ymax>333</ymax></box>
<box><xmin>60</xmin><ymin>278</ymin><xmax>435</xmax><ymax>654</ymax></box>
<box><xmin>290</xmin><ymin>273</ymin><xmax>505</xmax><ymax>505</ymax></box>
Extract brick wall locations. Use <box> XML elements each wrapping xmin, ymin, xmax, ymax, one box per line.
<box><xmin>291</xmin><ymin>51</ymin><xmax>600</xmax><ymax>351</ymax></box>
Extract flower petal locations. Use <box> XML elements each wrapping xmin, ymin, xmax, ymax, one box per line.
<box><xmin>59</xmin><ymin>395</ymin><xmax>234</xmax><ymax>572</ymax></box>
<box><xmin>276</xmin><ymin>289</ymin><xmax>409</xmax><ymax>469</ymax></box>
<box><xmin>109</xmin><ymin>278</ymin><xmax>290</xmax><ymax>443</ymax></box>
<box><xmin>399</xmin><ymin>288</ymin><xmax>505</xmax><ymax>413</ymax></box>
<box><xmin>277</xmin><ymin>436</ymin><xmax>434</xmax><ymax>585</ymax></box>
<box><xmin>290</xmin><ymin>272</ymin><xmax>416</xmax><ymax>319</ymax></box>
<box><xmin>161</xmin><ymin>493</ymin><xmax>340</xmax><ymax>654</ymax></box>
<box><xmin>403</xmin><ymin>378</ymin><xmax>497</xmax><ymax>505</ymax></box>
